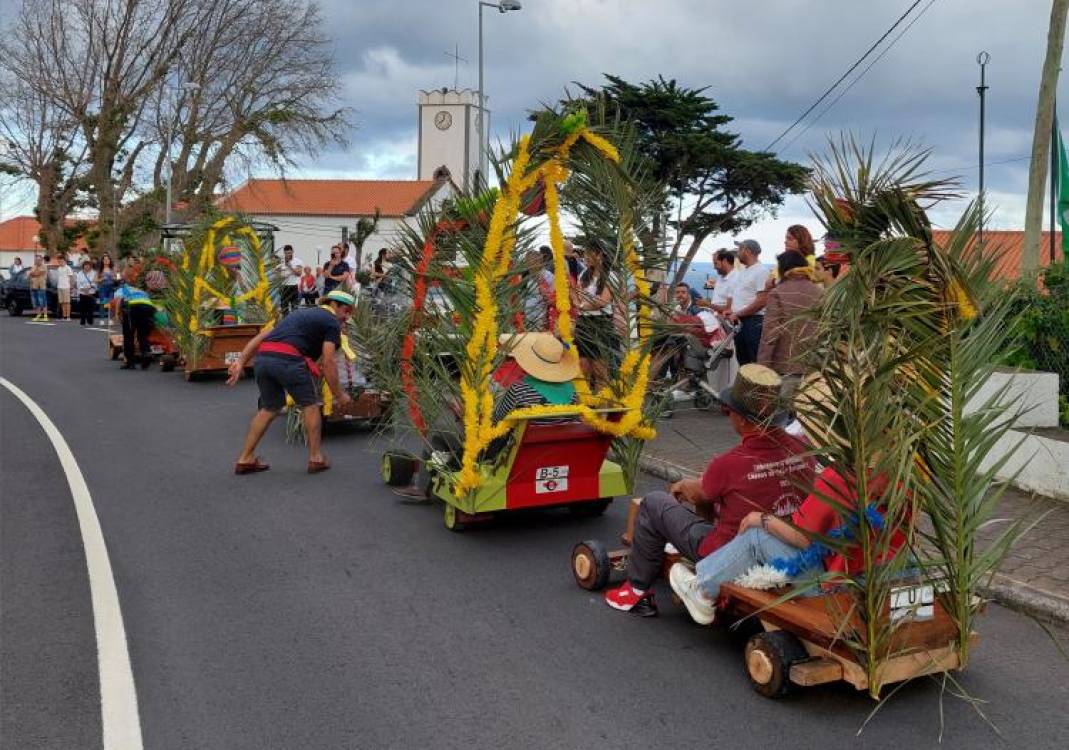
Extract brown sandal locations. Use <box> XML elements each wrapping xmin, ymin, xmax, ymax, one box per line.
<box><xmin>307</xmin><ymin>460</ymin><xmax>331</xmax><ymax>474</ymax></box>
<box><xmin>235</xmin><ymin>457</ymin><xmax>270</xmax><ymax>475</ymax></box>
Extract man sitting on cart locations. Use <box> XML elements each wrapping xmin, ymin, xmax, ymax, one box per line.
<box><xmin>605</xmin><ymin>364</ymin><xmax>815</xmax><ymax>616</ymax></box>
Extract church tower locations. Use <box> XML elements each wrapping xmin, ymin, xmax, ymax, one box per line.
<box><xmin>417</xmin><ymin>88</ymin><xmax>485</xmax><ymax>190</ymax></box>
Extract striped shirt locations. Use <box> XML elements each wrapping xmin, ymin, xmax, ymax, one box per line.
<box><xmin>492</xmin><ymin>380</ymin><xmax>578</xmax><ymax>425</ymax></box>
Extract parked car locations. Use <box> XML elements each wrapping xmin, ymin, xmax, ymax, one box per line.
<box><xmin>1</xmin><ymin>268</ymin><xmax>58</xmax><ymax>316</ymax></box>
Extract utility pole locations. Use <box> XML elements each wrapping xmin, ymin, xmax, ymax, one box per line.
<box><xmin>1022</xmin><ymin>0</ymin><xmax>1068</xmax><ymax>275</ymax></box>
<box><xmin>977</xmin><ymin>52</ymin><xmax>990</xmax><ymax>245</ymax></box>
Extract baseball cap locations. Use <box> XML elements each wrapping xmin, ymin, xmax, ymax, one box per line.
<box><xmin>324</xmin><ymin>290</ymin><xmax>356</xmax><ymax>307</ymax></box>
<box><xmin>733</xmin><ymin>239</ymin><xmax>762</xmax><ymax>254</ymax></box>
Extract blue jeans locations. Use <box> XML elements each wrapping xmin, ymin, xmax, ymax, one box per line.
<box><xmin>695</xmin><ymin>527</ymin><xmax>822</xmax><ymax>599</ymax></box>
<box><xmin>735</xmin><ymin>315</ymin><xmax>763</xmax><ymax>366</ymax></box>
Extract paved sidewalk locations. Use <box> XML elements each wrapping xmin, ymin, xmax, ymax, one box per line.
<box><xmin>639</xmin><ymin>407</ymin><xmax>1069</xmax><ymax>623</ymax></box>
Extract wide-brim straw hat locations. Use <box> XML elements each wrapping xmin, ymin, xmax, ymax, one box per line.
<box><xmin>717</xmin><ymin>363</ymin><xmax>790</xmax><ymax>427</ymax></box>
<box><xmin>792</xmin><ymin>372</ymin><xmax>844</xmax><ymax>447</ymax></box>
<box><xmin>499</xmin><ymin>332</ymin><xmax>580</xmax><ymax>383</ymax></box>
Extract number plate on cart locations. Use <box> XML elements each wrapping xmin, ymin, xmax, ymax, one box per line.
<box><xmin>535</xmin><ymin>465</ymin><xmax>569</xmax><ymax>494</ymax></box>
<box><xmin>890</xmin><ymin>583</ymin><xmax>935</xmax><ymax>622</ymax></box>
<box><xmin>150</xmin><ymin>345</ymin><xmax>164</xmax><ymax>354</ymax></box>
<box><xmin>224</xmin><ymin>351</ymin><xmax>241</xmax><ymax>365</ymax></box>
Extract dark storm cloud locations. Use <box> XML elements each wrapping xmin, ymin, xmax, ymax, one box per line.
<box><xmin>309</xmin><ymin>0</ymin><xmax>1064</xmax><ymax>228</ymax></box>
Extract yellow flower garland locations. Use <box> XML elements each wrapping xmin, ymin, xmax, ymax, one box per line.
<box><xmin>455</xmin><ymin>126</ymin><xmax>656</xmax><ymax>496</ymax></box>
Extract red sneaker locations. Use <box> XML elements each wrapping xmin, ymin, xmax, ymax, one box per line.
<box><xmin>604</xmin><ymin>582</ymin><xmax>657</xmax><ymax>617</ymax></box>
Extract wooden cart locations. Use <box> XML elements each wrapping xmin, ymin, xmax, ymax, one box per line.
<box><xmin>570</xmin><ymin>498</ymin><xmax>973</xmax><ymax>698</ymax></box>
<box><xmin>107</xmin><ymin>329</ymin><xmax>181</xmax><ymax>371</ymax></box>
<box><xmin>183</xmin><ymin>323</ymin><xmax>262</xmax><ymax>381</ymax></box>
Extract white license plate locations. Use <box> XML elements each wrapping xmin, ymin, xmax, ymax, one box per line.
<box><xmin>890</xmin><ymin>583</ymin><xmax>935</xmax><ymax>622</ymax></box>
<box><xmin>535</xmin><ymin>477</ymin><xmax>568</xmax><ymax>494</ymax></box>
<box><xmin>224</xmin><ymin>351</ymin><xmax>241</xmax><ymax>365</ymax></box>
<box><xmin>535</xmin><ymin>465</ymin><xmax>569</xmax><ymax>481</ymax></box>
<box><xmin>150</xmin><ymin>345</ymin><xmax>164</xmax><ymax>354</ymax></box>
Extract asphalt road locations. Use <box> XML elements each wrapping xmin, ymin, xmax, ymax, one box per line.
<box><xmin>2</xmin><ymin>314</ymin><xmax>1068</xmax><ymax>750</ymax></box>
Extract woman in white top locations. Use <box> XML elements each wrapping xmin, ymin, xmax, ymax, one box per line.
<box><xmin>76</xmin><ymin>260</ymin><xmax>99</xmax><ymax>326</ymax></box>
<box><xmin>572</xmin><ymin>238</ymin><xmax>619</xmax><ymax>389</ymax></box>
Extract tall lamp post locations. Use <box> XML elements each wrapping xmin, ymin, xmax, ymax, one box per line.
<box><xmin>477</xmin><ymin>0</ymin><xmax>522</xmax><ymax>188</ymax></box>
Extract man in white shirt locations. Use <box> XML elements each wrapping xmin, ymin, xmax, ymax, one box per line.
<box><xmin>54</xmin><ymin>252</ymin><xmax>75</xmax><ymax>320</ymax></box>
<box><xmin>280</xmin><ymin>245</ymin><xmax>304</xmax><ymax>314</ymax></box>
<box><xmin>703</xmin><ymin>248</ymin><xmax>737</xmax><ymax>314</ymax></box>
<box><xmin>702</xmin><ymin>248</ymin><xmax>739</xmax><ymax>391</ymax></box>
<box><xmin>726</xmin><ymin>239</ymin><xmax>770</xmax><ymax>366</ymax></box>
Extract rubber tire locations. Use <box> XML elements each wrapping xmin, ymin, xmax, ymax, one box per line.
<box><xmin>160</xmin><ymin>355</ymin><xmax>177</xmax><ymax>372</ymax></box>
<box><xmin>110</xmin><ymin>347</ymin><xmax>121</xmax><ymax>361</ymax></box>
<box><xmin>693</xmin><ymin>389</ymin><xmax>715</xmax><ymax>411</ymax></box>
<box><xmin>571</xmin><ymin>539</ymin><xmax>611</xmax><ymax>591</ymax></box>
<box><xmin>443</xmin><ymin>502</ymin><xmax>467</xmax><ymax>532</ymax></box>
<box><xmin>744</xmin><ymin>630</ymin><xmax>809</xmax><ymax>698</ymax></box>
<box><xmin>381</xmin><ymin>451</ymin><xmax>417</xmax><ymax>487</ymax></box>
<box><xmin>7</xmin><ymin>300</ymin><xmax>22</xmax><ymax>317</ymax></box>
<box><xmin>568</xmin><ymin>498</ymin><xmax>612</xmax><ymax>518</ymax></box>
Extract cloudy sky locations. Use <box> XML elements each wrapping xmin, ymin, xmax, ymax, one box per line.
<box><xmin>2</xmin><ymin>0</ymin><xmax>1066</xmax><ymax>255</ymax></box>
<box><xmin>305</xmin><ymin>0</ymin><xmax>1067</xmax><ymax>252</ymax></box>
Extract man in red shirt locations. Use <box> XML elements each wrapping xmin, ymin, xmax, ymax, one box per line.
<box><xmin>605</xmin><ymin>364</ymin><xmax>815</xmax><ymax>616</ymax></box>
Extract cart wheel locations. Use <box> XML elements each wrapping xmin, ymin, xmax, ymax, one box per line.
<box><xmin>744</xmin><ymin>630</ymin><xmax>809</xmax><ymax>698</ymax></box>
<box><xmin>110</xmin><ymin>347</ymin><xmax>120</xmax><ymax>361</ymax></box>
<box><xmin>443</xmin><ymin>502</ymin><xmax>467</xmax><ymax>532</ymax></box>
<box><xmin>160</xmin><ymin>355</ymin><xmax>177</xmax><ymax>372</ymax></box>
<box><xmin>381</xmin><ymin>451</ymin><xmax>418</xmax><ymax>486</ymax></box>
<box><xmin>184</xmin><ymin>369</ymin><xmax>196</xmax><ymax>382</ymax></box>
<box><xmin>571</xmin><ymin>539</ymin><xmax>611</xmax><ymax>591</ymax></box>
<box><xmin>568</xmin><ymin>498</ymin><xmax>612</xmax><ymax>518</ymax></box>
<box><xmin>693</xmin><ymin>389</ymin><xmax>715</xmax><ymax>411</ymax></box>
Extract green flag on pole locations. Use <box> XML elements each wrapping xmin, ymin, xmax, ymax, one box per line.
<box><xmin>1057</xmin><ymin>120</ymin><xmax>1069</xmax><ymax>254</ymax></box>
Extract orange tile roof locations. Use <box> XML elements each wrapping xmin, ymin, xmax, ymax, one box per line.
<box><xmin>931</xmin><ymin>229</ymin><xmax>1064</xmax><ymax>281</ymax></box>
<box><xmin>218</xmin><ymin>178</ymin><xmax>443</xmax><ymax>217</ymax></box>
<box><xmin>0</xmin><ymin>216</ymin><xmax>91</xmax><ymax>253</ymax></box>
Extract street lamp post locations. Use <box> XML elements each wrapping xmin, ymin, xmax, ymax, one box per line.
<box><xmin>477</xmin><ymin>0</ymin><xmax>521</xmax><ymax>188</ymax></box>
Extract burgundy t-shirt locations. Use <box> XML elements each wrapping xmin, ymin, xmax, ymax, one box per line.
<box><xmin>696</xmin><ymin>431</ymin><xmax>815</xmax><ymax>558</ymax></box>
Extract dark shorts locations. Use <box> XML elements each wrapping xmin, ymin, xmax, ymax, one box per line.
<box><xmin>254</xmin><ymin>354</ymin><xmax>319</xmax><ymax>411</ymax></box>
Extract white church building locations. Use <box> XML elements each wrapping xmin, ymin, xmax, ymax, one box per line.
<box><xmin>220</xmin><ymin>88</ymin><xmax>487</xmax><ymax>268</ymax></box>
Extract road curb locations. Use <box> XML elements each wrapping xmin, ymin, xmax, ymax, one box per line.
<box><xmin>637</xmin><ymin>454</ymin><xmax>1069</xmax><ymax>626</ymax></box>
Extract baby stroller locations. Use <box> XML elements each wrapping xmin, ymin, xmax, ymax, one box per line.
<box><xmin>656</xmin><ymin>318</ymin><xmax>738</xmax><ymax>413</ymax></box>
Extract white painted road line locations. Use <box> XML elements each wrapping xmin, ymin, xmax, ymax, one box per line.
<box><xmin>1</xmin><ymin>377</ymin><xmax>143</xmax><ymax>750</ymax></box>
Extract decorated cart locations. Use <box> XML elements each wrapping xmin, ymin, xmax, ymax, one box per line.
<box><xmin>374</xmin><ymin>110</ymin><xmax>665</xmax><ymax>530</ymax></box>
<box><xmin>155</xmin><ymin>217</ymin><xmax>281</xmax><ymax>381</ymax></box>
<box><xmin>571</xmin><ymin>137</ymin><xmax>1031</xmax><ymax>705</ymax></box>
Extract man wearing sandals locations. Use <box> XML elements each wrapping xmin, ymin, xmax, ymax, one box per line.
<box><xmin>228</xmin><ymin>290</ymin><xmax>355</xmax><ymax>475</ymax></box>
<box><xmin>604</xmin><ymin>364</ymin><xmax>815</xmax><ymax>616</ymax></box>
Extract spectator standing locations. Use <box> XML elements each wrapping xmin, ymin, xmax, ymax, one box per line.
<box><xmin>76</xmin><ymin>260</ymin><xmax>99</xmax><ymax>326</ymax></box>
<box><xmin>54</xmin><ymin>252</ymin><xmax>75</xmax><ymax>321</ymax></box>
<box><xmin>726</xmin><ymin>239</ymin><xmax>770</xmax><ymax>366</ymax></box>
<box><xmin>573</xmin><ymin>238</ymin><xmax>617</xmax><ymax>387</ymax></box>
<box><xmin>9</xmin><ymin>257</ymin><xmax>24</xmax><ymax>274</ymax></box>
<box><xmin>298</xmin><ymin>266</ymin><xmax>318</xmax><ymax>306</ymax></box>
<box><xmin>97</xmin><ymin>254</ymin><xmax>117</xmax><ymax>306</ymax></box>
<box><xmin>29</xmin><ymin>255</ymin><xmax>48</xmax><ymax>321</ymax></box>
<box><xmin>322</xmin><ymin>246</ymin><xmax>350</xmax><ymax>294</ymax></box>
<box><xmin>758</xmin><ymin>251</ymin><xmax>822</xmax><ymax>395</ymax></box>
<box><xmin>703</xmin><ymin>249</ymin><xmax>737</xmax><ymax>314</ymax></box>
<box><xmin>280</xmin><ymin>245</ymin><xmax>304</xmax><ymax>314</ymax></box>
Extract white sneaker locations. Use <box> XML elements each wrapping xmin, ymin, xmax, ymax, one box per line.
<box><xmin>669</xmin><ymin>562</ymin><xmax>716</xmax><ymax>625</ymax></box>
<box><xmin>670</xmin><ymin>389</ymin><xmax>692</xmax><ymax>402</ymax></box>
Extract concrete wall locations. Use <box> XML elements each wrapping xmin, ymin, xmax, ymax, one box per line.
<box><xmin>967</xmin><ymin>368</ymin><xmax>1061</xmax><ymax>428</ymax></box>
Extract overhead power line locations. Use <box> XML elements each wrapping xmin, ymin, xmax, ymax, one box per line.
<box><xmin>765</xmin><ymin>0</ymin><xmax>925</xmax><ymax>153</ymax></box>
<box><xmin>778</xmin><ymin>0</ymin><xmax>941</xmax><ymax>154</ymax></box>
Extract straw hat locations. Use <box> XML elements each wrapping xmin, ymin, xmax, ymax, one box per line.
<box><xmin>792</xmin><ymin>372</ymin><xmax>843</xmax><ymax>446</ymax></box>
<box><xmin>718</xmin><ymin>364</ymin><xmax>789</xmax><ymax>427</ymax></box>
<box><xmin>499</xmin><ymin>332</ymin><xmax>580</xmax><ymax>383</ymax></box>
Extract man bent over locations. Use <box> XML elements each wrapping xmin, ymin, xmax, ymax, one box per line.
<box><xmin>604</xmin><ymin>364</ymin><xmax>815</xmax><ymax>616</ymax></box>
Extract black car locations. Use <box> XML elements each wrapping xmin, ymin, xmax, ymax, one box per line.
<box><xmin>1</xmin><ymin>268</ymin><xmax>58</xmax><ymax>316</ymax></box>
